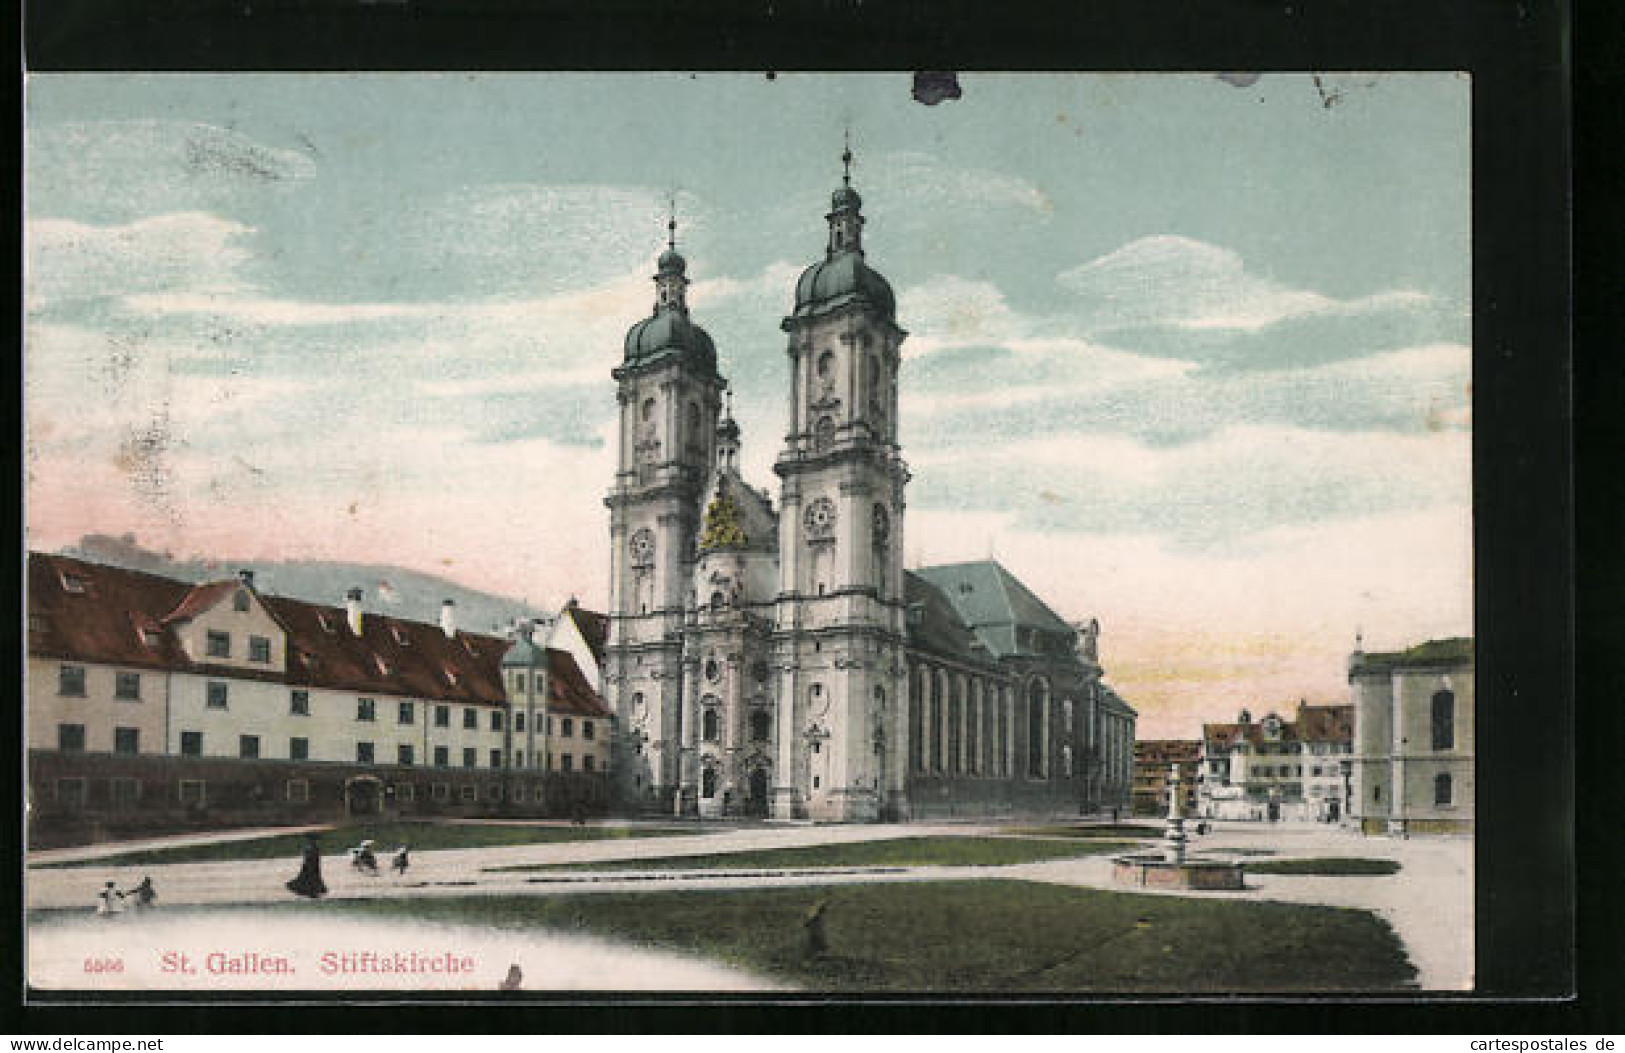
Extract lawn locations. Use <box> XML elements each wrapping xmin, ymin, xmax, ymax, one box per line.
<box><xmin>1244</xmin><ymin>857</ymin><xmax>1401</xmax><ymax>876</ymax></box>
<box><xmin>487</xmin><ymin>835</ymin><xmax>1137</xmax><ymax>873</ymax></box>
<box><xmin>33</xmin><ymin>822</ymin><xmax>698</xmax><ymax>869</ymax></box>
<box><xmin>289</xmin><ymin>880</ymin><xmax>1417</xmax><ymax>992</ymax></box>
<box><xmin>1008</xmin><ymin>823</ymin><xmax>1163</xmax><ymax>839</ymax></box>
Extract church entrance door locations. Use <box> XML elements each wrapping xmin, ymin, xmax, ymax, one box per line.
<box><xmin>747</xmin><ymin>767</ymin><xmax>769</xmax><ymax>816</ymax></box>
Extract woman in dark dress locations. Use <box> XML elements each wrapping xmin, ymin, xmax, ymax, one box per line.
<box><xmin>286</xmin><ymin>834</ymin><xmax>327</xmax><ymax>898</ymax></box>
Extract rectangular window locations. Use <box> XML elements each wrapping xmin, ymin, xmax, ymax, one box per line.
<box><xmin>515</xmin><ymin>751</ymin><xmax>525</xmax><ymax>768</ymax></box>
<box><xmin>435</xmin><ymin>705</ymin><xmax>450</xmax><ymax>728</ymax></box>
<box><xmin>463</xmin><ymin>708</ymin><xmax>478</xmax><ymax>730</ymax></box>
<box><xmin>239</xmin><ymin>735</ymin><xmax>260</xmax><ymax>759</ymax></box>
<box><xmin>357</xmin><ymin>741</ymin><xmax>375</xmax><ymax>764</ymax></box>
<box><xmin>398</xmin><ymin>744</ymin><xmax>415</xmax><ymax>767</ymax></box>
<box><xmin>514</xmin><ymin>672</ymin><xmax>527</xmax><ymax>692</ymax></box>
<box><xmin>286</xmin><ymin>779</ymin><xmax>310</xmax><ymax>803</ymax></box>
<box><xmin>583</xmin><ymin>720</ymin><xmax>595</xmax><ymax>741</ymax></box>
<box><xmin>114</xmin><ymin>727</ymin><xmax>140</xmax><ymax>755</ymax></box>
<box><xmin>206</xmin><ymin>631</ymin><xmax>230</xmax><ymax>658</ymax></box>
<box><xmin>57</xmin><ymin>723</ymin><xmax>86</xmax><ymax>752</ymax></box>
<box><xmin>487</xmin><ymin>783</ymin><xmax>501</xmax><ymax>801</ymax></box>
<box><xmin>180</xmin><ymin>731</ymin><xmax>203</xmax><ymax>757</ymax></box>
<box><xmin>289</xmin><ymin>737</ymin><xmax>309</xmax><ymax>761</ymax></box>
<box><xmin>60</xmin><ymin>573</ymin><xmax>87</xmax><ymax>594</ymax></box>
<box><xmin>57</xmin><ymin>778</ymin><xmax>87</xmax><ymax>810</ymax></box>
<box><xmin>398</xmin><ymin>701</ymin><xmax>415</xmax><ymax>725</ymax></box>
<box><xmin>561</xmin><ymin>753</ymin><xmax>574</xmax><ymax>772</ymax></box>
<box><xmin>462</xmin><ymin>747</ymin><xmax>477</xmax><ymax>768</ymax></box>
<box><xmin>584</xmin><ymin>754</ymin><xmax>596</xmax><ymax>773</ymax></box>
<box><xmin>434</xmin><ymin>745</ymin><xmax>449</xmax><ymax>767</ymax></box>
<box><xmin>432</xmin><ymin>783</ymin><xmax>450</xmax><ymax>801</ymax></box>
<box><xmin>178</xmin><ymin>780</ymin><xmax>206</xmax><ymax>806</ymax></box>
<box><xmin>515</xmin><ymin>712</ymin><xmax>526</xmax><ymax>733</ymax></box>
<box><xmin>395</xmin><ymin>783</ymin><xmax>416</xmax><ymax>802</ymax></box>
<box><xmin>234</xmin><ymin>590</ymin><xmax>250</xmax><ymax>612</ymax></box>
<box><xmin>561</xmin><ymin>718</ymin><xmax>574</xmax><ymax>738</ymax></box>
<box><xmin>290</xmin><ymin>689</ymin><xmax>310</xmax><ymax>715</ymax></box>
<box><xmin>460</xmin><ymin>785</ymin><xmax>477</xmax><ymax>802</ymax></box>
<box><xmin>248</xmin><ymin>635</ymin><xmax>272</xmax><ymax>663</ymax></box>
<box><xmin>58</xmin><ymin>665</ymin><xmax>86</xmax><ymax>697</ymax></box>
<box><xmin>110</xmin><ymin>777</ymin><xmax>141</xmax><ymax>810</ymax></box>
<box><xmin>490</xmin><ymin>748</ymin><xmax>503</xmax><ymax>769</ymax></box>
<box><xmin>490</xmin><ymin>710</ymin><xmax>504</xmax><ymax>732</ymax></box>
<box><xmin>207</xmin><ymin>681</ymin><xmax>229</xmax><ymax>708</ymax></box>
<box><xmin>114</xmin><ymin>671</ymin><xmax>142</xmax><ymax>700</ymax></box>
<box><xmin>357</xmin><ymin>697</ymin><xmax>376</xmax><ymax>722</ymax></box>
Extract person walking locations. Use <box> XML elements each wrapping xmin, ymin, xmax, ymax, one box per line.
<box><xmin>286</xmin><ymin>833</ymin><xmax>328</xmax><ymax>899</ymax></box>
<box><xmin>128</xmin><ymin>876</ymin><xmax>157</xmax><ymax>910</ymax></box>
<box><xmin>391</xmin><ymin>845</ymin><xmax>410</xmax><ymax>876</ymax></box>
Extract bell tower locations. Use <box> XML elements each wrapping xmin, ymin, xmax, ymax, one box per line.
<box><xmin>606</xmin><ymin>213</ymin><xmax>726</xmax><ymax>812</ymax></box>
<box><xmin>771</xmin><ymin>143</ymin><xmax>912</xmax><ymax>821</ymax></box>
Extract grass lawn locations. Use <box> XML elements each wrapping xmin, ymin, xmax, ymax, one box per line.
<box><xmin>488</xmin><ymin>835</ymin><xmax>1137</xmax><ymax>873</ymax></box>
<box><xmin>287</xmin><ymin>880</ymin><xmax>1417</xmax><ymax>992</ymax></box>
<box><xmin>34</xmin><ymin>823</ymin><xmax>698</xmax><ymax>869</ymax></box>
<box><xmin>1008</xmin><ymin>823</ymin><xmax>1163</xmax><ymax>839</ymax></box>
<box><xmin>1245</xmin><ymin>858</ymin><xmax>1401</xmax><ymax>876</ymax></box>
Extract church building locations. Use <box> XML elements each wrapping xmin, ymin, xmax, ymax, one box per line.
<box><xmin>604</xmin><ymin>151</ymin><xmax>1135</xmax><ymax>822</ymax></box>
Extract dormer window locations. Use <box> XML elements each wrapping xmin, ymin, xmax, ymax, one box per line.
<box><xmin>139</xmin><ymin>627</ymin><xmax>161</xmax><ymax>648</ymax></box>
<box><xmin>233</xmin><ymin>590</ymin><xmax>250</xmax><ymax>612</ymax></box>
<box><xmin>444</xmin><ymin>666</ymin><xmax>460</xmax><ymax>687</ymax></box>
<box><xmin>317</xmin><ymin>613</ymin><xmax>335</xmax><ymax>633</ymax></box>
<box><xmin>392</xmin><ymin>626</ymin><xmax>411</xmax><ymax>646</ymax></box>
<box><xmin>374</xmin><ymin>655</ymin><xmax>392</xmax><ymax>677</ymax></box>
<box><xmin>59</xmin><ymin>572</ymin><xmax>87</xmax><ymax>594</ymax></box>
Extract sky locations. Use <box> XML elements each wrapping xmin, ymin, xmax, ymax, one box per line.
<box><xmin>23</xmin><ymin>73</ymin><xmax>1473</xmax><ymax>739</ymax></box>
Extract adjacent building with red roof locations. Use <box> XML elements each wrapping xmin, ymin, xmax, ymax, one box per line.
<box><xmin>27</xmin><ymin>552</ymin><xmax>612</xmax><ymax>843</ymax></box>
<box><xmin>1198</xmin><ymin>700</ymin><xmax>1355</xmax><ymax>822</ymax></box>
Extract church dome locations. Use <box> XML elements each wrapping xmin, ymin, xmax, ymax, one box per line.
<box><xmin>657</xmin><ymin>246</ymin><xmax>687</xmax><ymax>275</ymax></box>
<box><xmin>623</xmin><ymin>310</ymin><xmax>717</xmax><ymax>372</ymax></box>
<box><xmin>791</xmin><ymin>251</ymin><xmax>896</xmax><ymax>322</ymax></box>
<box><xmin>831</xmin><ymin>185</ymin><xmax>862</xmax><ymax>212</ymax></box>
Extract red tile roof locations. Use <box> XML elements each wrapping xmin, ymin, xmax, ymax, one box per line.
<box><xmin>1134</xmin><ymin>739</ymin><xmax>1202</xmax><ymax>763</ymax></box>
<box><xmin>546</xmin><ymin>647</ymin><xmax>611</xmax><ymax>719</ymax></box>
<box><xmin>564</xmin><ymin>604</ymin><xmax>609</xmax><ymax>669</ymax></box>
<box><xmin>28</xmin><ymin>552</ymin><xmax>523</xmax><ymax>707</ymax></box>
<box><xmin>1203</xmin><ymin>703</ymin><xmax>1353</xmax><ymax>751</ymax></box>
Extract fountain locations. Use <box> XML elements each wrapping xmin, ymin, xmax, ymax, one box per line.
<box><xmin>1113</xmin><ymin>763</ymin><xmax>1246</xmax><ymax>890</ymax></box>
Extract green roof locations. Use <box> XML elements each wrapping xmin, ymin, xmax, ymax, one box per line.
<box><xmin>1353</xmin><ymin>636</ymin><xmax>1474</xmax><ymax>672</ymax></box>
<box><xmin>913</xmin><ymin>560</ymin><xmax>1076</xmax><ymax>658</ymax></box>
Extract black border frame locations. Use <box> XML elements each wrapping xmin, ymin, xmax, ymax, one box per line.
<box><xmin>11</xmin><ymin>0</ymin><xmax>1598</xmax><ymax>1034</ymax></box>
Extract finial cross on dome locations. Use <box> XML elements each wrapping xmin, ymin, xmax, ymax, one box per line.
<box><xmin>667</xmin><ymin>192</ymin><xmax>677</xmax><ymax>250</ymax></box>
<box><xmin>842</xmin><ymin>127</ymin><xmax>853</xmax><ymax>187</ymax></box>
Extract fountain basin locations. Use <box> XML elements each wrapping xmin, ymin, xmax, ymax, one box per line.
<box><xmin>1112</xmin><ymin>853</ymin><xmax>1246</xmax><ymax>891</ymax></box>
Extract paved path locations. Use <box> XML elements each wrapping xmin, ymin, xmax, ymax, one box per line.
<box><xmin>26</xmin><ymin>819</ymin><xmax>1471</xmax><ymax>990</ymax></box>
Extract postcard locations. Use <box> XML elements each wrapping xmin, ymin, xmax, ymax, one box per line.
<box><xmin>24</xmin><ymin>71</ymin><xmax>1479</xmax><ymax>998</ymax></box>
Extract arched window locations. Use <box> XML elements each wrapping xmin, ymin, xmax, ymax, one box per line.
<box><xmin>750</xmin><ymin>710</ymin><xmax>771</xmax><ymax>742</ymax></box>
<box><xmin>816</xmin><ymin>350</ymin><xmax>835</xmax><ymax>381</ymax></box>
<box><xmin>966</xmin><ymin>681</ymin><xmax>980</xmax><ymax>776</ymax></box>
<box><xmin>709</xmin><ymin>591</ymin><xmax>725</xmax><ymax>611</ymax></box>
<box><xmin>687</xmin><ymin>402</ymin><xmax>700</xmax><ymax>440</ymax></box>
<box><xmin>701</xmin><ymin>767</ymin><xmax>717</xmax><ymax>799</ymax></box>
<box><xmin>930</xmin><ymin>669</ymin><xmax>944</xmax><ymax>772</ymax></box>
<box><xmin>1434</xmin><ymin>772</ymin><xmax>1453</xmax><ymax>805</ymax></box>
<box><xmin>948</xmin><ymin>677</ymin><xmax>963</xmax><ymax>774</ymax></box>
<box><xmin>641</xmin><ymin>397</ymin><xmax>656</xmax><ymax>423</ymax></box>
<box><xmin>701</xmin><ymin>708</ymin><xmax>720</xmax><ymax>743</ymax></box>
<box><xmin>1431</xmin><ymin>690</ymin><xmax>1455</xmax><ymax>750</ymax></box>
<box><xmin>909</xmin><ymin>666</ymin><xmax>925</xmax><ymax>773</ymax></box>
<box><xmin>1028</xmin><ymin>678</ymin><xmax>1050</xmax><ymax>779</ymax></box>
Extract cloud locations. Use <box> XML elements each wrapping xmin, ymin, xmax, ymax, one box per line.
<box><xmin>26</xmin><ymin>213</ymin><xmax>255</xmax><ymax>310</ymax></box>
<box><xmin>866</xmin><ymin>151</ymin><xmax>1052</xmax><ymax>215</ymax></box>
<box><xmin>25</xmin><ymin>120</ymin><xmax>315</xmax><ymax>222</ymax></box>
<box><xmin>1056</xmin><ymin>235</ymin><xmax>1436</xmax><ymax>334</ymax></box>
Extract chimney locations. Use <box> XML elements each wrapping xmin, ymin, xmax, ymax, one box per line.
<box><xmin>345</xmin><ymin>588</ymin><xmax>364</xmax><ymax>636</ymax></box>
<box><xmin>440</xmin><ymin>599</ymin><xmax>457</xmax><ymax>639</ymax></box>
<box><xmin>238</xmin><ymin>569</ymin><xmax>255</xmax><ymax>589</ymax></box>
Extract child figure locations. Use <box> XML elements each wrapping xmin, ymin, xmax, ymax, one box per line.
<box><xmin>391</xmin><ymin>845</ymin><xmax>410</xmax><ymax>876</ymax></box>
<box><xmin>95</xmin><ymin>880</ymin><xmax>124</xmax><ymax>917</ymax></box>
<box><xmin>127</xmin><ymin>876</ymin><xmax>157</xmax><ymax>910</ymax></box>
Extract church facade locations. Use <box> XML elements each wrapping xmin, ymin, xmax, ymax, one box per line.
<box><xmin>604</xmin><ymin>158</ymin><xmax>1135</xmax><ymax>822</ymax></box>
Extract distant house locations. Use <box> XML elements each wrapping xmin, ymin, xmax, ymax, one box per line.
<box><xmin>26</xmin><ymin>552</ymin><xmax>611</xmax><ymax>845</ymax></box>
<box><xmin>1348</xmin><ymin>637</ymin><xmax>1474</xmax><ymax>835</ymax></box>
<box><xmin>1199</xmin><ymin>701</ymin><xmax>1354</xmax><ymax>822</ymax></box>
<box><xmin>1132</xmin><ymin>739</ymin><xmax>1202</xmax><ymax>815</ymax></box>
